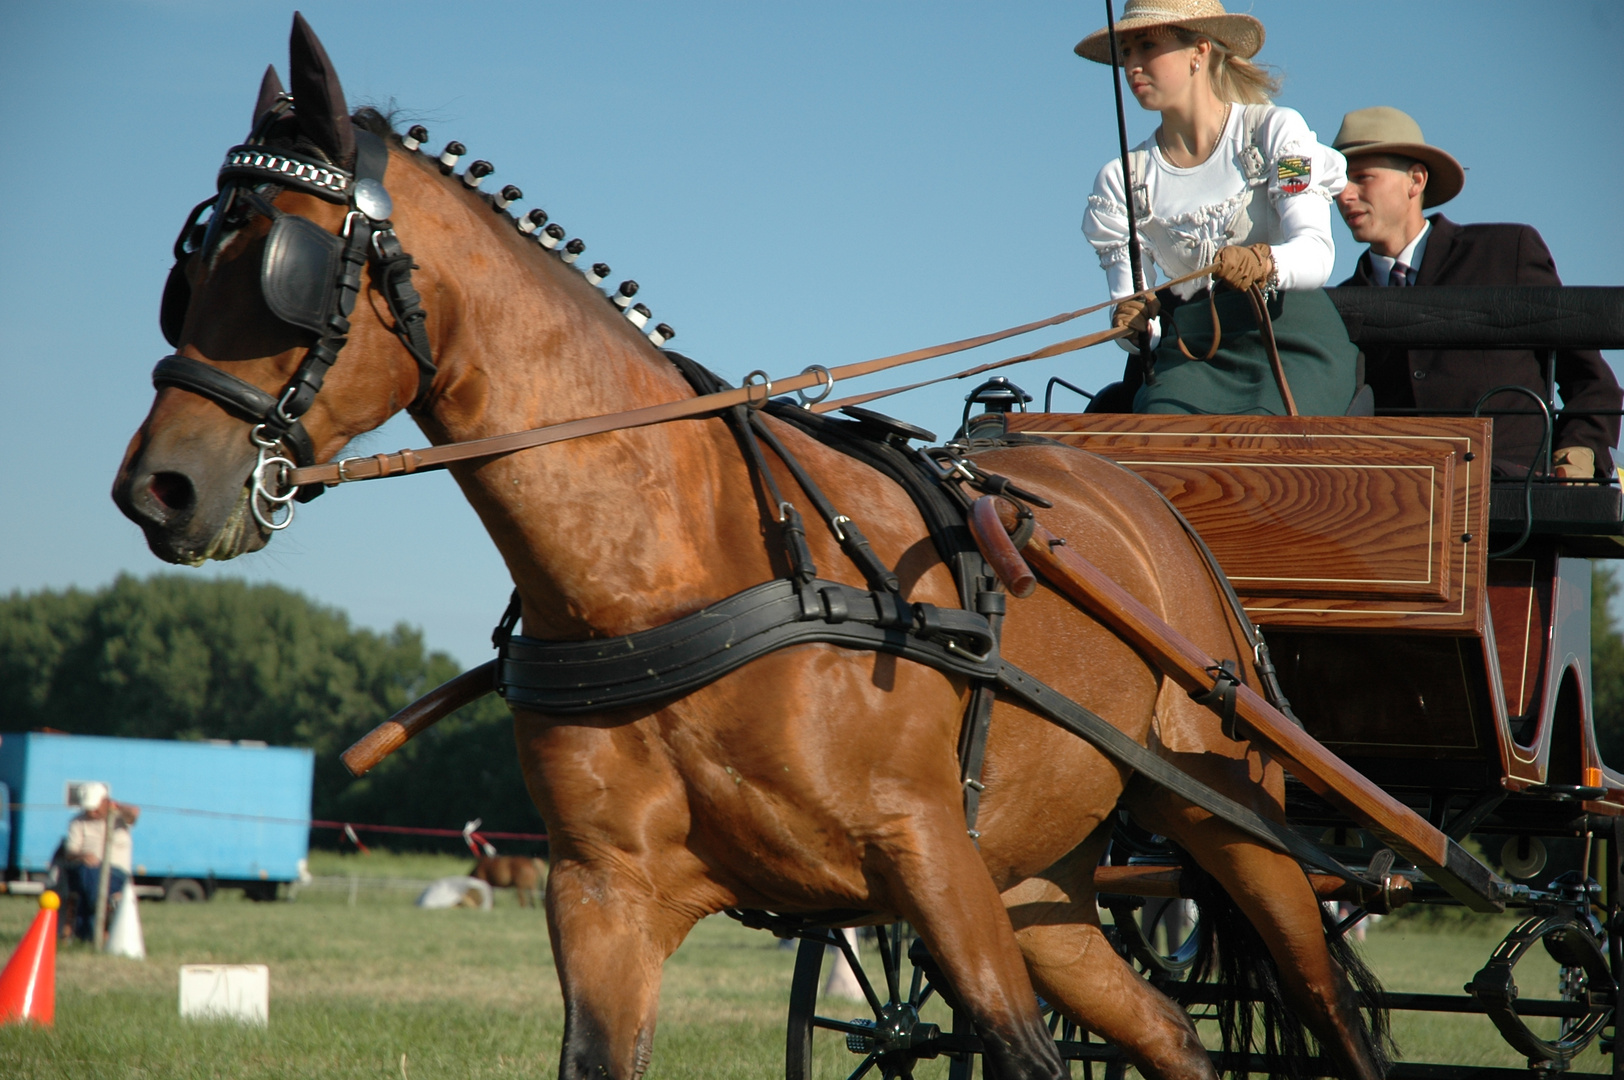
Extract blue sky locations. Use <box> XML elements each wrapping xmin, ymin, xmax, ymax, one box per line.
<box><xmin>2</xmin><ymin>2</ymin><xmax>1620</xmax><ymax>667</ymax></box>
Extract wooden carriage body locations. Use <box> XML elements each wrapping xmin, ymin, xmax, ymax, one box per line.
<box><xmin>1005</xmin><ymin>286</ymin><xmax>1624</xmax><ymax>843</ymax></box>
<box><xmin>1001</xmin><ymin>411</ymin><xmax>1622</xmax><ymax>825</ymax></box>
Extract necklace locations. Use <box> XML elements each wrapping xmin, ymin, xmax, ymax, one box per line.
<box><xmin>1156</xmin><ymin>102</ymin><xmax>1233</xmax><ymax>166</ymax></box>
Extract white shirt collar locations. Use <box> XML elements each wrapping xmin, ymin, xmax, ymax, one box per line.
<box><xmin>1367</xmin><ymin>219</ymin><xmax>1432</xmax><ymax>285</ymax></box>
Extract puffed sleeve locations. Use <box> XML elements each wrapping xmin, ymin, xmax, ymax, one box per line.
<box><xmin>1083</xmin><ymin>157</ymin><xmax>1156</xmax><ymax>299</ymax></box>
<box><xmin>1256</xmin><ymin>106</ymin><xmax>1346</xmax><ymax>291</ymax></box>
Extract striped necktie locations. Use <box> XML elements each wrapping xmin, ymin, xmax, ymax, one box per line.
<box><xmin>1388</xmin><ymin>261</ymin><xmax>1414</xmax><ymax>287</ymax></box>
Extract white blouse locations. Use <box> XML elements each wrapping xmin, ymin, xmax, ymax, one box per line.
<box><xmin>1083</xmin><ymin>104</ymin><xmax>1347</xmax><ymax>301</ymax></box>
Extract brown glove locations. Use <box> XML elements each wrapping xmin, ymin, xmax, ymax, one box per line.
<box><xmin>1211</xmin><ymin>243</ymin><xmax>1274</xmax><ymax>292</ymax></box>
<box><xmin>1111</xmin><ymin>295</ymin><xmax>1161</xmax><ymax>334</ymax></box>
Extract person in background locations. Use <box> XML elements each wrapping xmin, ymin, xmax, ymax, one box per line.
<box><xmin>1079</xmin><ymin>0</ymin><xmax>1359</xmax><ymax>417</ymax></box>
<box><xmin>1333</xmin><ymin>106</ymin><xmax>1620</xmax><ymax>478</ymax></box>
<box><xmin>61</xmin><ymin>783</ymin><xmax>140</xmax><ymax>943</ymax></box>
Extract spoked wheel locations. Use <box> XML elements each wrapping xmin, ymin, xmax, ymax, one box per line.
<box><xmin>784</xmin><ymin>924</ymin><xmax>1123</xmax><ymax>1080</ymax></box>
<box><xmin>785</xmin><ymin>923</ymin><xmax>963</xmax><ymax>1080</ymax></box>
<box><xmin>1099</xmin><ymin>818</ymin><xmax>1202</xmax><ymax>986</ymax></box>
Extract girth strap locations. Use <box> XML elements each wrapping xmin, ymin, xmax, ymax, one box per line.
<box><xmin>498</xmin><ymin>577</ymin><xmax>997</xmax><ymax>715</ymax></box>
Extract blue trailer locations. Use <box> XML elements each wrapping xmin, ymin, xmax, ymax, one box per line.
<box><xmin>0</xmin><ymin>732</ymin><xmax>314</xmax><ymax>901</ymax></box>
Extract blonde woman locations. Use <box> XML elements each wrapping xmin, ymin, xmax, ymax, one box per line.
<box><xmin>1079</xmin><ymin>0</ymin><xmax>1359</xmax><ymax>415</ymax></box>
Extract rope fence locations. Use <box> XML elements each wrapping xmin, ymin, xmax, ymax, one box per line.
<box><xmin>5</xmin><ymin>803</ymin><xmax>548</xmax><ymax>844</ymax></box>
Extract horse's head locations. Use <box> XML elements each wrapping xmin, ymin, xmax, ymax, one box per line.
<box><xmin>113</xmin><ymin>14</ymin><xmax>437</xmax><ymax>564</ymax></box>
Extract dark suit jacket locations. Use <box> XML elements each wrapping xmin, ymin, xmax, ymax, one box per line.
<box><xmin>1342</xmin><ymin>214</ymin><xmax>1620</xmax><ymax>475</ymax></box>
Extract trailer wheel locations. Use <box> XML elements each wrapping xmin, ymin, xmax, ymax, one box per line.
<box><xmin>164</xmin><ymin>878</ymin><xmax>207</xmax><ymax>903</ymax></box>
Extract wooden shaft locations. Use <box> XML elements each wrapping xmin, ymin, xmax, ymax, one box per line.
<box><xmin>1016</xmin><ymin>519</ymin><xmax>1503</xmax><ymax>911</ymax></box>
<box><xmin>969</xmin><ymin>497</ymin><xmax>1036</xmax><ymax>598</ymax></box>
<box><xmin>341</xmin><ymin>660</ymin><xmax>499</xmax><ymax>777</ymax></box>
<box><xmin>1091</xmin><ymin>864</ymin><xmax>1414</xmax><ymax>912</ymax></box>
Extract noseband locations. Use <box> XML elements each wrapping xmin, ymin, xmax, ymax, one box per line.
<box><xmin>152</xmin><ymin>105</ymin><xmax>436</xmax><ymax>529</ymax></box>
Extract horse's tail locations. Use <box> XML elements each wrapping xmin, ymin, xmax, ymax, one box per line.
<box><xmin>1176</xmin><ymin>861</ymin><xmax>1393</xmax><ymax>1080</ymax></box>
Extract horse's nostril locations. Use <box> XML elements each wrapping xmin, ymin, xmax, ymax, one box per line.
<box><xmin>148</xmin><ymin>471</ymin><xmax>196</xmax><ymax>515</ymax></box>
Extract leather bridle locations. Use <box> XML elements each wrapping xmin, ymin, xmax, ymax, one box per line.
<box><xmin>151</xmin><ymin>100</ymin><xmax>436</xmax><ymax>529</ymax></box>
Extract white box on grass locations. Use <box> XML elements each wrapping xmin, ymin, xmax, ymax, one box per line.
<box><xmin>179</xmin><ymin>964</ymin><xmax>269</xmax><ymax>1025</ymax></box>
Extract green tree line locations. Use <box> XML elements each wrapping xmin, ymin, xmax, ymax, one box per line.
<box><xmin>5</xmin><ymin>568</ymin><xmax>1624</xmax><ymax>852</ymax></box>
<box><xmin>0</xmin><ymin>574</ymin><xmax>542</xmax><ymax>853</ymax></box>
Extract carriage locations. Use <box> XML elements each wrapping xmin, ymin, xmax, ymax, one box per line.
<box><xmin>763</xmin><ymin>284</ymin><xmax>1624</xmax><ymax>1079</ymax></box>
<box><xmin>115</xmin><ymin>16</ymin><xmax>1624</xmax><ymax>1080</ymax></box>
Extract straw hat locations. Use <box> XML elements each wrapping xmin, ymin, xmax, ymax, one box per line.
<box><xmin>1333</xmin><ymin>106</ymin><xmax>1464</xmax><ymax>208</ymax></box>
<box><xmin>1075</xmin><ymin>0</ymin><xmax>1265</xmax><ymax>65</ymax></box>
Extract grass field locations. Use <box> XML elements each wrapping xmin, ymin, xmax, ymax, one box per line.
<box><xmin>0</xmin><ymin>850</ymin><xmax>1607</xmax><ymax>1078</ymax></box>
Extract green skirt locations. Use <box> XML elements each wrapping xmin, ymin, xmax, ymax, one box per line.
<box><xmin>1133</xmin><ymin>288</ymin><xmax>1358</xmax><ymax>417</ymax></box>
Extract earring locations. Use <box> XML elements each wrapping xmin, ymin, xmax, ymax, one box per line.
<box><xmin>1193</xmin><ymin>62</ymin><xmax>1201</xmax><ymax>72</ymax></box>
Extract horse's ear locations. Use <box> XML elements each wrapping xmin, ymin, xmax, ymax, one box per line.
<box><xmin>252</xmin><ymin>65</ymin><xmax>285</xmax><ymax>132</ymax></box>
<box><xmin>288</xmin><ymin>11</ymin><xmax>355</xmax><ymax>167</ymax></box>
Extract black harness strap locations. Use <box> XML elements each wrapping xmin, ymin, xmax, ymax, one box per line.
<box><xmin>498</xmin><ymin>577</ymin><xmax>998</xmax><ymax>715</ymax></box>
<box><xmin>993</xmin><ymin>662</ymin><xmax>1365</xmax><ymax>885</ymax></box>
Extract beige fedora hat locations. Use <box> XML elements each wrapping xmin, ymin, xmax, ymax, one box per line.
<box><xmin>1075</xmin><ymin>0</ymin><xmax>1265</xmax><ymax>65</ymax></box>
<box><xmin>1333</xmin><ymin>106</ymin><xmax>1465</xmax><ymax>208</ymax></box>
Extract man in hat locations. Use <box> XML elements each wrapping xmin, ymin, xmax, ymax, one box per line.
<box><xmin>1332</xmin><ymin>106</ymin><xmax>1619</xmax><ymax>478</ymax></box>
<box><xmin>60</xmin><ymin>783</ymin><xmax>140</xmax><ymax>942</ymax></box>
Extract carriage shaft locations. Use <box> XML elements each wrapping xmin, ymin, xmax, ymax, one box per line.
<box><xmin>1003</xmin><ymin>507</ymin><xmax>1505</xmax><ymax>912</ymax></box>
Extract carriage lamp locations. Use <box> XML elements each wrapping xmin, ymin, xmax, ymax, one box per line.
<box><xmin>463</xmin><ymin>160</ymin><xmax>494</xmax><ymax>188</ymax></box>
<box><xmin>438</xmin><ymin>141</ymin><xmax>466</xmax><ymax>172</ymax></box>
<box><xmin>961</xmin><ymin>377</ymin><xmax>1033</xmax><ymax>442</ymax></box>
<box><xmin>966</xmin><ymin>377</ymin><xmax>1032</xmax><ymax>414</ymax></box>
<box><xmin>494</xmin><ymin>184</ymin><xmax>523</xmax><ymax>210</ymax></box>
<box><xmin>611</xmin><ymin>280</ymin><xmax>639</xmax><ymax>310</ymax></box>
<box><xmin>561</xmin><ymin>238</ymin><xmax>586</xmax><ymax>265</ymax></box>
<box><xmin>403</xmin><ymin>125</ymin><xmax>429</xmax><ymax>152</ymax></box>
<box><xmin>627</xmin><ymin>303</ymin><xmax>652</xmax><ymax>330</ymax></box>
<box><xmin>585</xmin><ymin>262</ymin><xmax>610</xmax><ymax>286</ymax></box>
<box><xmin>519</xmin><ymin>208</ymin><xmax>548</xmax><ymax>235</ymax></box>
<box><xmin>540</xmin><ymin>223</ymin><xmax>567</xmax><ymax>250</ymax></box>
<box><xmin>648</xmin><ymin>322</ymin><xmax>676</xmax><ymax>347</ymax></box>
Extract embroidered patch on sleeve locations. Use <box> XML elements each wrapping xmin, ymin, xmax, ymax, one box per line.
<box><xmin>1276</xmin><ymin>156</ymin><xmax>1311</xmax><ymax>195</ymax></box>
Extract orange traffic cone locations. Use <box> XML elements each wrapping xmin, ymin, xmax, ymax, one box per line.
<box><xmin>0</xmin><ymin>890</ymin><xmax>58</xmax><ymax>1026</ymax></box>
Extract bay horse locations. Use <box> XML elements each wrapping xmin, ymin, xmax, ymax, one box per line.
<box><xmin>470</xmin><ymin>854</ymin><xmax>547</xmax><ymax>908</ymax></box>
<box><xmin>113</xmin><ymin>16</ymin><xmax>1386</xmax><ymax>1080</ymax></box>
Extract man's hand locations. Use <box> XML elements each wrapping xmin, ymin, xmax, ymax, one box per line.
<box><xmin>1554</xmin><ymin>446</ymin><xmax>1596</xmax><ymax>480</ymax></box>
<box><xmin>79</xmin><ymin>854</ymin><xmax>101</xmax><ymax>869</ymax></box>
<box><xmin>1212</xmin><ymin>243</ymin><xmax>1275</xmax><ymax>292</ymax></box>
<box><xmin>1112</xmin><ymin>295</ymin><xmax>1161</xmax><ymax>335</ymax></box>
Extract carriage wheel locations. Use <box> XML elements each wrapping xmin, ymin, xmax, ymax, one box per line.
<box><xmin>1099</xmin><ymin>894</ymin><xmax>1202</xmax><ymax>985</ymax></box>
<box><xmin>1466</xmin><ymin>898</ymin><xmax>1616</xmax><ymax>1067</ymax></box>
<box><xmin>1100</xmin><ymin>817</ymin><xmax>1202</xmax><ymax>985</ymax></box>
<box><xmin>785</xmin><ymin>923</ymin><xmax>967</xmax><ymax>1080</ymax></box>
<box><xmin>785</xmin><ymin>924</ymin><xmax>1114</xmax><ymax>1080</ymax></box>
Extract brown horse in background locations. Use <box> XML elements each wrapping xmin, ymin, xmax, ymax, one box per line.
<box><xmin>471</xmin><ymin>855</ymin><xmax>546</xmax><ymax>908</ymax></box>
<box><xmin>112</xmin><ymin>17</ymin><xmax>1386</xmax><ymax>1080</ymax></box>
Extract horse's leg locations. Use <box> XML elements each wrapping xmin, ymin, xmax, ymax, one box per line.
<box><xmin>543</xmin><ymin>853</ymin><xmax>692</xmax><ymax>1080</ymax></box>
<box><xmin>1128</xmin><ymin>771</ymin><xmax>1385</xmax><ymax>1080</ymax></box>
<box><xmin>515</xmin><ymin>714</ymin><xmax>705</xmax><ymax>1080</ymax></box>
<box><xmin>880</xmin><ymin>806</ymin><xmax>1071</xmax><ymax>1080</ymax></box>
<box><xmin>1005</xmin><ymin>837</ymin><xmax>1216</xmax><ymax>1080</ymax></box>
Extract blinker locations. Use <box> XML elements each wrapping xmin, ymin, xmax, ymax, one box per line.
<box><xmin>352</xmin><ymin>178</ymin><xmax>393</xmax><ymax>222</ymax></box>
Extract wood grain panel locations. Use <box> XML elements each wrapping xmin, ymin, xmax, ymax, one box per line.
<box><xmin>1004</xmin><ymin>414</ymin><xmax>1492</xmax><ymax>632</ymax></box>
<box><xmin>1486</xmin><ymin>557</ymin><xmax>1552</xmax><ymax>721</ymax></box>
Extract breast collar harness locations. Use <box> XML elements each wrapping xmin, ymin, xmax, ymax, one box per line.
<box><xmin>151</xmin><ymin>104</ymin><xmax>437</xmax><ymax>530</ymax></box>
